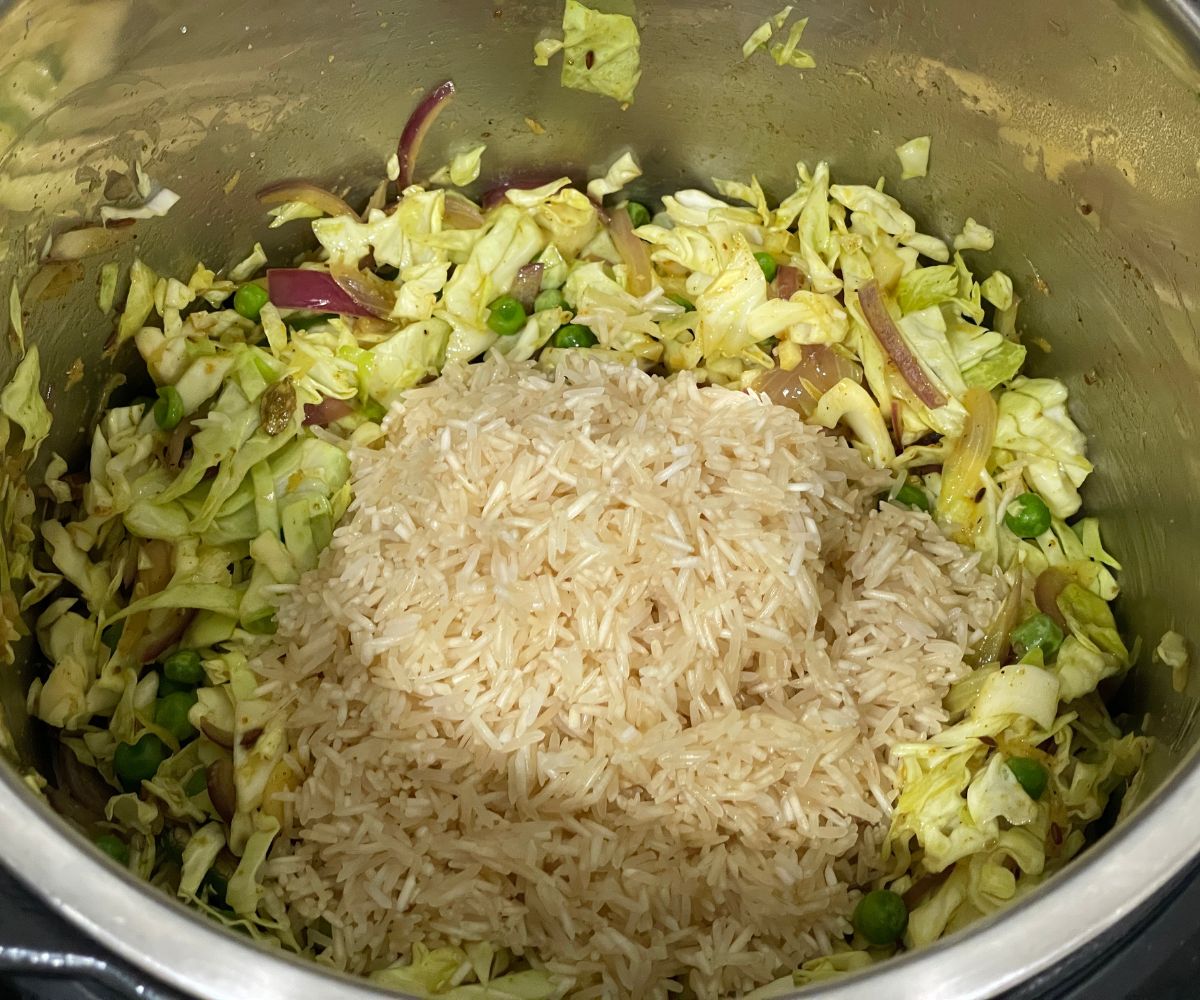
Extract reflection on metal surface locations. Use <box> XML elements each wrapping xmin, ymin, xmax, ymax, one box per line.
<box><xmin>0</xmin><ymin>1</ymin><xmax>1197</xmax><ymax>998</ymax></box>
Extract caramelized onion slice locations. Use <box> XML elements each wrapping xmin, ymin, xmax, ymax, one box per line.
<box><xmin>758</xmin><ymin>344</ymin><xmax>862</xmax><ymax>416</ymax></box>
<box><xmin>510</xmin><ymin>263</ymin><xmax>545</xmax><ymax>309</ymax></box>
<box><xmin>934</xmin><ymin>386</ymin><xmax>998</xmax><ymax>543</ymax></box>
<box><xmin>974</xmin><ymin>574</ymin><xmax>1022</xmax><ymax>667</ymax></box>
<box><xmin>858</xmin><ymin>279</ymin><xmax>946</xmax><ymax>409</ymax></box>
<box><xmin>1035</xmin><ymin>567</ymin><xmax>1072</xmax><ymax>628</ymax></box>
<box><xmin>256</xmin><ymin>180</ymin><xmax>358</xmax><ymax>220</ymax></box>
<box><xmin>609</xmin><ymin>205</ymin><xmax>654</xmax><ymax>297</ymax></box>
<box><xmin>443</xmin><ymin>192</ymin><xmax>485</xmax><ymax>229</ymax></box>
<box><xmin>328</xmin><ymin>261</ymin><xmax>396</xmax><ymax>319</ymax></box>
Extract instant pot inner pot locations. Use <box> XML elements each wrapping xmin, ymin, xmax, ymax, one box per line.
<box><xmin>1</xmin><ymin>0</ymin><xmax>1199</xmax><ymax>997</ymax></box>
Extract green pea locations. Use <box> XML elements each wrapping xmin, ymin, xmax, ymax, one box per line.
<box><xmin>533</xmin><ymin>288</ymin><xmax>566</xmax><ymax>313</ymax></box>
<box><xmin>853</xmin><ymin>889</ymin><xmax>908</xmax><ymax>946</ymax></box>
<box><xmin>667</xmin><ymin>293</ymin><xmax>695</xmax><ymax>311</ymax></box>
<box><xmin>94</xmin><ymin>833</ymin><xmax>129</xmax><ymax>865</ymax></box>
<box><xmin>551</xmin><ymin>324</ymin><xmax>598</xmax><ymax>349</ymax></box>
<box><xmin>152</xmin><ymin>386</ymin><xmax>184</xmax><ymax>431</ymax></box>
<box><xmin>184</xmin><ymin>768</ymin><xmax>209</xmax><ymax>797</ymax></box>
<box><xmin>155</xmin><ymin>690</ymin><xmax>198</xmax><ymax>743</ymax></box>
<box><xmin>1007</xmin><ymin>756</ymin><xmax>1049</xmax><ymax>800</ymax></box>
<box><xmin>113</xmin><ymin>733</ymin><xmax>168</xmax><ymax>791</ymax></box>
<box><xmin>157</xmin><ymin>674</ymin><xmax>190</xmax><ymax>697</ymax></box>
<box><xmin>1010</xmin><ymin>613</ymin><xmax>1064</xmax><ymax>661</ymax></box>
<box><xmin>162</xmin><ymin>648</ymin><xmax>205</xmax><ymax>686</ymax></box>
<box><xmin>487</xmin><ymin>294</ymin><xmax>527</xmax><ymax>336</ymax></box>
<box><xmin>625</xmin><ymin>201</ymin><xmax>652</xmax><ymax>228</ymax></box>
<box><xmin>233</xmin><ymin>282</ymin><xmax>270</xmax><ymax>322</ymax></box>
<box><xmin>1004</xmin><ymin>492</ymin><xmax>1052</xmax><ymax>538</ymax></box>
<box><xmin>892</xmin><ymin>483</ymin><xmax>932</xmax><ymax>513</ymax></box>
<box><xmin>101</xmin><ymin>622</ymin><xmax>123</xmax><ymax>652</ymax></box>
<box><xmin>243</xmin><ymin>611</ymin><xmax>278</xmax><ymax>635</ymax></box>
<box><xmin>753</xmin><ymin>251</ymin><xmax>778</xmax><ymax>283</ymax></box>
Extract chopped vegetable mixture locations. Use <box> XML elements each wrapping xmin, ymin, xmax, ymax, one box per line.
<box><xmin>0</xmin><ymin>71</ymin><xmax>1152</xmax><ymax>999</ymax></box>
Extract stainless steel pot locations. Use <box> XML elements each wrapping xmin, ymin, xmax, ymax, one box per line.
<box><xmin>1</xmin><ymin>1</ymin><xmax>1199</xmax><ymax>997</ymax></box>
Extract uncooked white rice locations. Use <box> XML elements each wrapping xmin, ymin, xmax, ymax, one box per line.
<box><xmin>257</xmin><ymin>354</ymin><xmax>1002</xmax><ymax>999</ymax></box>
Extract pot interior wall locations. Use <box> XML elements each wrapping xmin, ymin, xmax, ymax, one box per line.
<box><xmin>0</xmin><ymin>0</ymin><xmax>1198</xmax><ymax>939</ymax></box>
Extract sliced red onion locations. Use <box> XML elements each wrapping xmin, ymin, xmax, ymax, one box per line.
<box><xmin>329</xmin><ymin>260</ymin><xmax>396</xmax><ymax>318</ymax></box>
<box><xmin>268</xmin><ymin>268</ymin><xmax>375</xmax><ymax>317</ymax></box>
<box><xmin>45</xmin><ymin>220</ymin><xmax>136</xmax><ymax>262</ymax></box>
<box><xmin>397</xmin><ymin>79</ymin><xmax>456</xmax><ymax>189</ymax></box>
<box><xmin>480</xmin><ymin>187</ymin><xmax>507</xmax><ymax>211</ymax></box>
<box><xmin>858</xmin><ymin>279</ymin><xmax>947</xmax><ymax>409</ymax></box>
<box><xmin>771</xmin><ymin>264</ymin><xmax>803</xmax><ymax>300</ymax></box>
<box><xmin>443</xmin><ymin>192</ymin><xmax>485</xmax><ymax>229</ymax></box>
<box><xmin>257</xmin><ymin>180</ymin><xmax>358</xmax><ymax>220</ymax></box>
<box><xmin>609</xmin><ymin>205</ymin><xmax>654</xmax><ymax>297</ymax></box>
<box><xmin>303</xmin><ymin>396</ymin><xmax>356</xmax><ymax>427</ymax></box>
<box><xmin>510</xmin><ymin>263</ymin><xmax>545</xmax><ymax>309</ymax></box>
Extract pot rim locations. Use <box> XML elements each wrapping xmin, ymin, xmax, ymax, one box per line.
<box><xmin>3</xmin><ymin>0</ymin><xmax>1200</xmax><ymax>994</ymax></box>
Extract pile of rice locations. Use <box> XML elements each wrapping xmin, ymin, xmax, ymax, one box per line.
<box><xmin>258</xmin><ymin>355</ymin><xmax>1002</xmax><ymax>999</ymax></box>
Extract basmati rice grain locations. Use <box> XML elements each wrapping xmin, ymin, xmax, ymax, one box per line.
<box><xmin>257</xmin><ymin>354</ymin><xmax>1003</xmax><ymax>999</ymax></box>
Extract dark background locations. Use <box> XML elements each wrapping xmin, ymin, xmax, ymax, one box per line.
<box><xmin>3</xmin><ymin>864</ymin><xmax>1200</xmax><ymax>1000</ymax></box>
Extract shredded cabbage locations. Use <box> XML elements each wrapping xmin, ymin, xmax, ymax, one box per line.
<box><xmin>7</xmin><ymin>278</ymin><xmax>23</xmax><ymax>355</ymax></box>
<box><xmin>954</xmin><ymin>217</ymin><xmax>995</xmax><ymax>252</ymax></box>
<box><xmin>896</xmin><ymin>136</ymin><xmax>931</xmax><ymax>179</ymax></box>
<box><xmin>432</xmin><ymin>144</ymin><xmax>487</xmax><ymax>187</ymax></box>
<box><xmin>370</xmin><ymin>943</ymin><xmax>566</xmax><ymax>999</ymax></box>
<box><xmin>1155</xmin><ymin>630</ymin><xmax>1189</xmax><ymax>693</ymax></box>
<box><xmin>116</xmin><ymin>259</ymin><xmax>159</xmax><ymax>347</ymax></box>
<box><xmin>533</xmin><ymin>37</ymin><xmax>564</xmax><ymax>67</ymax></box>
<box><xmin>742</xmin><ymin>6</ymin><xmax>815</xmax><ymax>70</ymax></box>
<box><xmin>586</xmin><ymin>151</ymin><xmax>642</xmax><ymax>202</ymax></box>
<box><xmin>536</xmin><ymin>0</ymin><xmax>642</xmax><ymax>105</ymax></box>
<box><xmin>0</xmin><ymin>346</ymin><xmax>51</xmax><ymax>454</ymax></box>
<box><xmin>994</xmin><ymin>378</ymin><xmax>1092</xmax><ymax>518</ymax></box>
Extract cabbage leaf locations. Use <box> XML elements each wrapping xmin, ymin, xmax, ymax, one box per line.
<box><xmin>994</xmin><ymin>378</ymin><xmax>1092</xmax><ymax>518</ymax></box>
<box><xmin>896</xmin><ymin>136</ymin><xmax>931</xmax><ymax>179</ymax></box>
<box><xmin>0</xmin><ymin>346</ymin><xmax>51</xmax><ymax>455</ymax></box>
<box><xmin>556</xmin><ymin>0</ymin><xmax>642</xmax><ymax>105</ymax></box>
